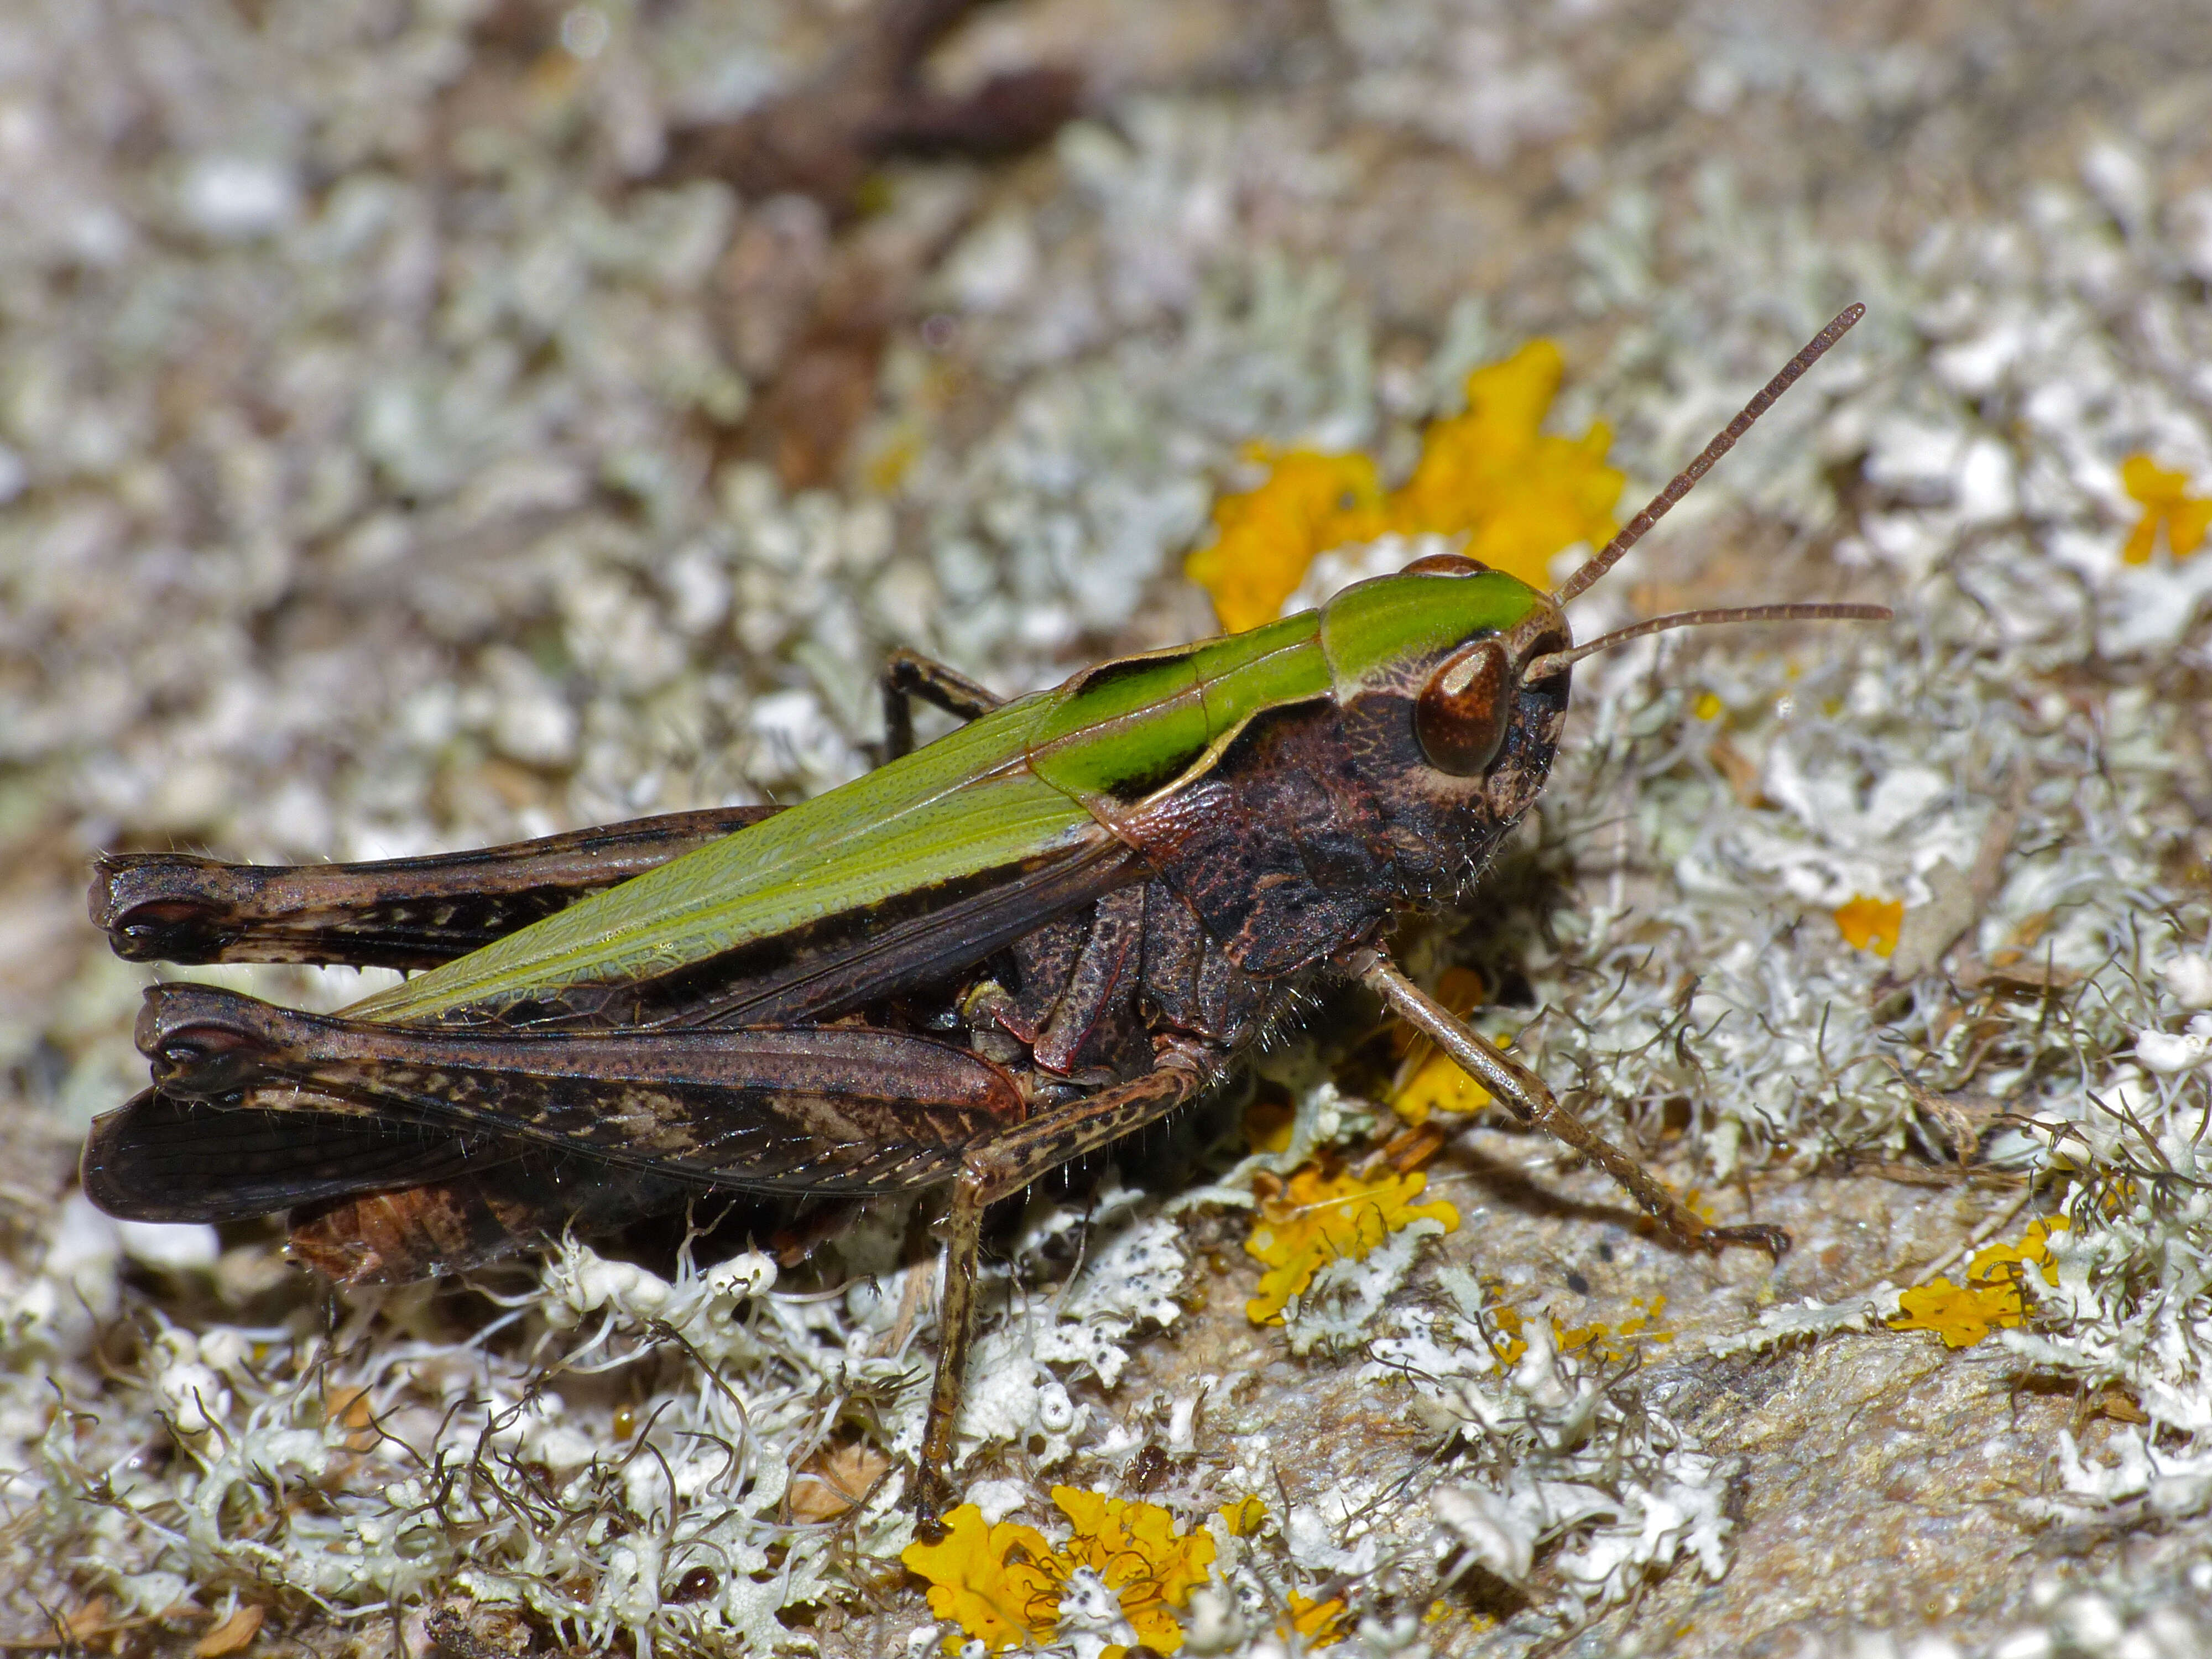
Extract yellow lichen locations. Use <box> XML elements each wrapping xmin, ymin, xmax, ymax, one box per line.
<box><xmin>1833</xmin><ymin>895</ymin><xmax>1904</xmax><ymax>957</ymax></box>
<box><xmin>861</xmin><ymin>426</ymin><xmax>923</xmax><ymax>495</ymax></box>
<box><xmin>1488</xmin><ymin>1302</ymin><xmax>1530</xmax><ymax>1366</ymax></box>
<box><xmin>1888</xmin><ymin>1217</ymin><xmax>2070</xmax><ymax>1349</ymax></box>
<box><xmin>1397</xmin><ymin>342</ymin><xmax>1624</xmax><ymax>585</ymax></box>
<box><xmin>2120</xmin><ymin>453</ymin><xmax>2212</xmax><ymax>566</ymax></box>
<box><xmin>1392</xmin><ymin>1048</ymin><xmax>1496</xmax><ymax>1124</ymax></box>
<box><xmin>901</xmin><ymin>1489</ymin><xmax>1218</xmax><ymax>1657</ymax></box>
<box><xmin>1209</xmin><ymin>1500</ymin><xmax>1347</xmax><ymax>1647</ymax></box>
<box><xmin>1052</xmin><ymin>1486</ymin><xmax>1217</xmax><ymax>1655</ymax></box>
<box><xmin>1244</xmin><ymin>1162</ymin><xmax>1460</xmax><ymax>1324</ymax></box>
<box><xmin>1186</xmin><ymin>448</ymin><xmax>1384</xmax><ymax>631</ymax></box>
<box><xmin>1219</xmin><ymin>1494</ymin><xmax>1268</xmax><ymax>1538</ymax></box>
<box><xmin>1243</xmin><ymin>1096</ymin><xmax>1296</xmax><ymax>1155</ymax></box>
<box><xmin>901</xmin><ymin>1505</ymin><xmax>1064</xmax><ymax>1654</ymax></box>
<box><xmin>1285</xmin><ymin>1592</ymin><xmax>1350</xmax><ymax>1647</ymax></box>
<box><xmin>1552</xmin><ymin>1295</ymin><xmax>1672</xmax><ymax>1363</ymax></box>
<box><xmin>1185</xmin><ymin>341</ymin><xmax>1624</xmax><ymax>630</ymax></box>
<box><xmin>1390</xmin><ymin>967</ymin><xmax>1495</xmax><ymax>1125</ymax></box>
<box><xmin>1478</xmin><ymin>1293</ymin><xmax>1671</xmax><ymax>1369</ymax></box>
<box><xmin>1423</xmin><ymin>1598</ymin><xmax>1496</xmax><ymax>1634</ymax></box>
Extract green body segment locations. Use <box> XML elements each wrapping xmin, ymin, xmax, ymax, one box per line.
<box><xmin>344</xmin><ymin>567</ymin><xmax>1550</xmax><ymax>1027</ymax></box>
<box><xmin>1025</xmin><ymin>613</ymin><xmax>1332</xmax><ymax>804</ymax></box>
<box><xmin>1021</xmin><ymin>568</ymin><xmax>1546</xmax><ymax>804</ymax></box>
<box><xmin>1319</xmin><ymin>568</ymin><xmax>1546</xmax><ymax>692</ymax></box>
<box><xmin>349</xmin><ymin>693</ymin><xmax>1092</xmax><ymax>1024</ymax></box>
<box><xmin>1023</xmin><ymin>567</ymin><xmax>1549</xmax><ymax>805</ymax></box>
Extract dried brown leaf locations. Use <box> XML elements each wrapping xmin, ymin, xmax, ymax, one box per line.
<box><xmin>789</xmin><ymin>1442</ymin><xmax>890</xmax><ymax>1522</ymax></box>
<box><xmin>194</xmin><ymin>1605</ymin><xmax>263</xmax><ymax>1658</ymax></box>
<box><xmin>63</xmin><ymin>1599</ymin><xmax>113</xmax><ymax>1642</ymax></box>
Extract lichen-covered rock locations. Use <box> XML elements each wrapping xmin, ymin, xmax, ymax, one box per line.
<box><xmin>8</xmin><ymin>3</ymin><xmax>2212</xmax><ymax>1656</ymax></box>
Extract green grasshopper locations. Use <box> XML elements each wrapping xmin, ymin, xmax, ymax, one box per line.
<box><xmin>85</xmin><ymin>306</ymin><xmax>1884</xmax><ymax>1525</ymax></box>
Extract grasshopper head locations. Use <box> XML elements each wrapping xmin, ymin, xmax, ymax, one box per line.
<box><xmin>1311</xmin><ymin>305</ymin><xmax>1890</xmax><ymax>896</ymax></box>
<box><xmin>1318</xmin><ymin>552</ymin><xmax>1573</xmax><ymax>833</ymax></box>
<box><xmin>1313</xmin><ymin>542</ymin><xmax>1885</xmax><ymax>910</ymax></box>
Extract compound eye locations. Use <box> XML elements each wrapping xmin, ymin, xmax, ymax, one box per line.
<box><xmin>1415</xmin><ymin>640</ymin><xmax>1512</xmax><ymax>775</ymax></box>
<box><xmin>1400</xmin><ymin>552</ymin><xmax>1490</xmax><ymax>577</ymax></box>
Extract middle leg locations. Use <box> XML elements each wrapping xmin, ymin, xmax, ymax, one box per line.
<box><xmin>882</xmin><ymin>647</ymin><xmax>1002</xmax><ymax>760</ymax></box>
<box><xmin>914</xmin><ymin>1055</ymin><xmax>1210</xmax><ymax>1528</ymax></box>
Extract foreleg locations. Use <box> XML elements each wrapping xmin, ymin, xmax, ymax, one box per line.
<box><xmin>1355</xmin><ymin>953</ymin><xmax>1788</xmax><ymax>1257</ymax></box>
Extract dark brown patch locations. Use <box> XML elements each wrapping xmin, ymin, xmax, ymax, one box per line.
<box><xmin>1139</xmin><ymin>883</ymin><xmax>1207</xmax><ymax>1031</ymax></box>
<box><xmin>1033</xmin><ymin>885</ymin><xmax>1151</xmax><ymax>1078</ymax></box>
<box><xmin>998</xmin><ymin>912</ymin><xmax>1091</xmax><ymax>1043</ymax></box>
<box><xmin>81</xmin><ymin>1091</ymin><xmax>497</xmax><ymax>1224</ymax></box>
<box><xmin>1105</xmin><ymin>703</ymin><xmax>1398</xmax><ymax>975</ymax></box>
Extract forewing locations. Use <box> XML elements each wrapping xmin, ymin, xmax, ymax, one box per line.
<box><xmin>674</xmin><ymin>833</ymin><xmax>1139</xmax><ymax>1029</ymax></box>
<box><xmin>345</xmin><ymin>694</ymin><xmax>1117</xmax><ymax>1029</ymax></box>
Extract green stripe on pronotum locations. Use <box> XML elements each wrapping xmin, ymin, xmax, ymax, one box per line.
<box><xmin>86</xmin><ymin>305</ymin><xmax>1886</xmax><ymax>1528</ymax></box>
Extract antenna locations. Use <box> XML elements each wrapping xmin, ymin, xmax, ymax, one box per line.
<box><xmin>1522</xmin><ymin>602</ymin><xmax>1891</xmax><ymax>682</ymax></box>
<box><xmin>1548</xmin><ymin>304</ymin><xmax>1866</xmax><ymax>611</ymax></box>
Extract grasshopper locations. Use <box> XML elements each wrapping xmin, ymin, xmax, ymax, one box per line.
<box><xmin>85</xmin><ymin>306</ymin><xmax>1885</xmax><ymax>1525</ymax></box>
